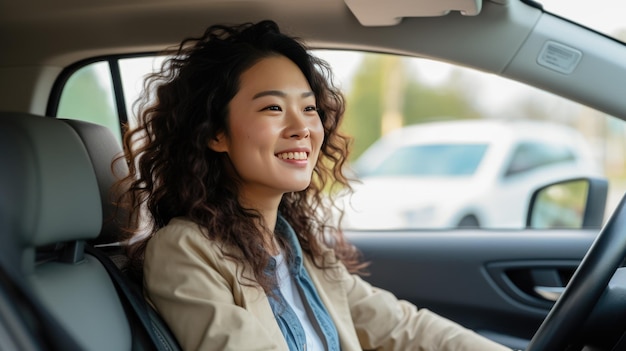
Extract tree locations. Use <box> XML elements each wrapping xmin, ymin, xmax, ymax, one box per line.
<box><xmin>342</xmin><ymin>54</ymin><xmax>385</xmax><ymax>160</ymax></box>
<box><xmin>57</xmin><ymin>62</ymin><xmax>121</xmax><ymax>143</ymax></box>
<box><xmin>402</xmin><ymin>68</ymin><xmax>481</xmax><ymax>125</ymax></box>
<box><xmin>342</xmin><ymin>53</ymin><xmax>481</xmax><ymax>160</ymax></box>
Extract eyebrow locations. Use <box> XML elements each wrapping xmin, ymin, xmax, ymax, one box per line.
<box><xmin>252</xmin><ymin>90</ymin><xmax>315</xmax><ymax>99</ymax></box>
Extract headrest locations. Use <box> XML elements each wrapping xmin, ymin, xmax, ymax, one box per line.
<box><xmin>0</xmin><ymin>112</ymin><xmax>102</xmax><ymax>247</ymax></box>
<box><xmin>61</xmin><ymin>119</ymin><xmax>131</xmax><ymax>245</ymax></box>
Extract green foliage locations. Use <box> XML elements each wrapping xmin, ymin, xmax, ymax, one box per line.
<box><xmin>342</xmin><ymin>54</ymin><xmax>480</xmax><ymax>161</ymax></box>
<box><xmin>533</xmin><ymin>180</ymin><xmax>588</xmax><ymax>229</ymax></box>
<box><xmin>402</xmin><ymin>73</ymin><xmax>482</xmax><ymax>125</ymax></box>
<box><xmin>57</xmin><ymin>62</ymin><xmax>122</xmax><ymax>144</ymax></box>
<box><xmin>342</xmin><ymin>55</ymin><xmax>384</xmax><ymax>161</ymax></box>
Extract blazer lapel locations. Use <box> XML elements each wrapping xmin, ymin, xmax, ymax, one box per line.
<box><xmin>303</xmin><ymin>250</ymin><xmax>363</xmax><ymax>351</ymax></box>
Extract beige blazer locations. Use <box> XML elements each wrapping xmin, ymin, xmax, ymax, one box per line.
<box><xmin>143</xmin><ymin>218</ymin><xmax>512</xmax><ymax>351</ymax></box>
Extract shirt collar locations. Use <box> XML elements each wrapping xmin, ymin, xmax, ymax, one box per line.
<box><xmin>275</xmin><ymin>214</ymin><xmax>304</xmax><ymax>274</ymax></box>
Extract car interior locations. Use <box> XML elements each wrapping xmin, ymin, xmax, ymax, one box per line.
<box><xmin>0</xmin><ymin>112</ymin><xmax>181</xmax><ymax>350</ymax></box>
<box><xmin>2</xmin><ymin>0</ymin><xmax>626</xmax><ymax>350</ymax></box>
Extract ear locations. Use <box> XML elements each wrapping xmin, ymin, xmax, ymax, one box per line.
<box><xmin>208</xmin><ymin>132</ymin><xmax>229</xmax><ymax>153</ymax></box>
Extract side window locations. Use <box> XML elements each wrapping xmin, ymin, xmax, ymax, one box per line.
<box><xmin>118</xmin><ymin>56</ymin><xmax>166</xmax><ymax>130</ymax></box>
<box><xmin>52</xmin><ymin>56</ymin><xmax>164</xmax><ymax>145</ymax></box>
<box><xmin>361</xmin><ymin>144</ymin><xmax>488</xmax><ymax>177</ymax></box>
<box><xmin>51</xmin><ymin>50</ymin><xmax>624</xmax><ymax>231</ymax></box>
<box><xmin>311</xmin><ymin>50</ymin><xmax>619</xmax><ymax>231</ymax></box>
<box><xmin>56</xmin><ymin>61</ymin><xmax>121</xmax><ymax>143</ymax></box>
<box><xmin>505</xmin><ymin>142</ymin><xmax>576</xmax><ymax>177</ymax></box>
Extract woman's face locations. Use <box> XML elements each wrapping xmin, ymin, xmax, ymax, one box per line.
<box><xmin>210</xmin><ymin>55</ymin><xmax>324</xmax><ymax>202</ymax></box>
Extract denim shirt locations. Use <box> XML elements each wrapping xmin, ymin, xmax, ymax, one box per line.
<box><xmin>266</xmin><ymin>215</ymin><xmax>340</xmax><ymax>351</ymax></box>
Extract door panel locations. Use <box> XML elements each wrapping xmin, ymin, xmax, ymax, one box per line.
<box><xmin>347</xmin><ymin>229</ymin><xmax>597</xmax><ymax>349</ymax></box>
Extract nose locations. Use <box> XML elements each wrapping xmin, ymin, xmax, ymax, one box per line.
<box><xmin>290</xmin><ymin>126</ymin><xmax>310</xmax><ymax>139</ymax></box>
<box><xmin>284</xmin><ymin>110</ymin><xmax>310</xmax><ymax>139</ymax></box>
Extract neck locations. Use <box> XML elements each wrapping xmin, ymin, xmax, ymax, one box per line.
<box><xmin>238</xmin><ymin>190</ymin><xmax>283</xmax><ymax>253</ymax></box>
<box><xmin>258</xmin><ymin>207</ymin><xmax>280</xmax><ymax>255</ymax></box>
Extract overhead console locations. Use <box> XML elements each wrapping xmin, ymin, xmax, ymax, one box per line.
<box><xmin>344</xmin><ymin>0</ymin><xmax>484</xmax><ymax>26</ymax></box>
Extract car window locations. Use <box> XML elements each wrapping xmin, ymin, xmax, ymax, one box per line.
<box><xmin>118</xmin><ymin>56</ymin><xmax>166</xmax><ymax>130</ymax></box>
<box><xmin>359</xmin><ymin>144</ymin><xmax>488</xmax><ymax>177</ymax></box>
<box><xmin>53</xmin><ymin>56</ymin><xmax>165</xmax><ymax>144</ymax></box>
<box><xmin>539</xmin><ymin>0</ymin><xmax>626</xmax><ymax>44</ymax></box>
<box><xmin>56</xmin><ymin>61</ymin><xmax>121</xmax><ymax>143</ymax></box>
<box><xmin>505</xmin><ymin>142</ymin><xmax>576</xmax><ymax>177</ymax></box>
<box><xmin>51</xmin><ymin>49</ymin><xmax>624</xmax><ymax>230</ymax></box>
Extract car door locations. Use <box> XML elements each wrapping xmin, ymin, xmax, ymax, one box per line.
<box><xmin>348</xmin><ymin>174</ymin><xmax>610</xmax><ymax>350</ymax></box>
<box><xmin>347</xmin><ymin>228</ymin><xmax>595</xmax><ymax>350</ymax></box>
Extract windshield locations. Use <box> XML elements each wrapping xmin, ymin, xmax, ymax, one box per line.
<box><xmin>538</xmin><ymin>0</ymin><xmax>626</xmax><ymax>43</ymax></box>
<box><xmin>359</xmin><ymin>144</ymin><xmax>488</xmax><ymax>177</ymax></box>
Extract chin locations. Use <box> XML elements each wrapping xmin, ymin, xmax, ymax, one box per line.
<box><xmin>284</xmin><ymin>181</ymin><xmax>312</xmax><ymax>193</ymax></box>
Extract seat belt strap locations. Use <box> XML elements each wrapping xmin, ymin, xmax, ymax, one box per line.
<box><xmin>85</xmin><ymin>244</ymin><xmax>181</xmax><ymax>351</ymax></box>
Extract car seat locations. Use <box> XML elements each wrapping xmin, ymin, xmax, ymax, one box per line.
<box><xmin>0</xmin><ymin>114</ymin><xmax>85</xmax><ymax>351</ymax></box>
<box><xmin>0</xmin><ymin>112</ymin><xmax>180</xmax><ymax>350</ymax></box>
<box><xmin>60</xmin><ymin>118</ymin><xmax>132</xmax><ymax>257</ymax></box>
<box><xmin>60</xmin><ymin>118</ymin><xmax>181</xmax><ymax>350</ymax></box>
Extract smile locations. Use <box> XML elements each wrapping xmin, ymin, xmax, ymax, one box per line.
<box><xmin>276</xmin><ymin>151</ymin><xmax>308</xmax><ymax>160</ymax></box>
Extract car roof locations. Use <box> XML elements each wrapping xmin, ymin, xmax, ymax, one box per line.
<box><xmin>1</xmin><ymin>0</ymin><xmax>625</xmax><ymax>121</ymax></box>
<box><xmin>1</xmin><ymin>0</ymin><xmax>524</xmax><ymax>67</ymax></box>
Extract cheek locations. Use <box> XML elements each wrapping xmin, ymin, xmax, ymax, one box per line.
<box><xmin>309</xmin><ymin>124</ymin><xmax>326</xmax><ymax>165</ymax></box>
<box><xmin>310</xmin><ymin>119</ymin><xmax>325</xmax><ymax>146</ymax></box>
<box><xmin>308</xmin><ymin>114</ymin><xmax>324</xmax><ymax>132</ymax></box>
<box><xmin>229</xmin><ymin>122</ymin><xmax>278</xmax><ymax>158</ymax></box>
<box><xmin>230</xmin><ymin>119</ymin><xmax>262</xmax><ymax>142</ymax></box>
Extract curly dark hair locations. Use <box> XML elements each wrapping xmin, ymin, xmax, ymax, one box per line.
<box><xmin>117</xmin><ymin>20</ymin><xmax>366</xmax><ymax>292</ymax></box>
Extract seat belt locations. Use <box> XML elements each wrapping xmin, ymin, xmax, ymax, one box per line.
<box><xmin>85</xmin><ymin>245</ymin><xmax>182</xmax><ymax>351</ymax></box>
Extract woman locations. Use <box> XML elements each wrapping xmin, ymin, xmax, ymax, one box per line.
<box><xmin>118</xmin><ymin>20</ymin><xmax>512</xmax><ymax>351</ymax></box>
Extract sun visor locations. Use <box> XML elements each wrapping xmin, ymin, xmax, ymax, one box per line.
<box><xmin>344</xmin><ymin>0</ymin><xmax>482</xmax><ymax>26</ymax></box>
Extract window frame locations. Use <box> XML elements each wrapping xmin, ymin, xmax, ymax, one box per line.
<box><xmin>47</xmin><ymin>53</ymin><xmax>159</xmax><ymax>134</ymax></box>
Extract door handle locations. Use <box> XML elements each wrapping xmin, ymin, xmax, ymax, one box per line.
<box><xmin>486</xmin><ymin>261</ymin><xmax>579</xmax><ymax>309</ymax></box>
<box><xmin>534</xmin><ymin>286</ymin><xmax>565</xmax><ymax>302</ymax></box>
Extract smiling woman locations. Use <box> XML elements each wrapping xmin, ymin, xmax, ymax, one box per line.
<box><xmin>208</xmin><ymin>55</ymin><xmax>324</xmax><ymax>201</ymax></box>
<box><xmin>111</xmin><ymin>19</ymin><xmax>513</xmax><ymax>351</ymax></box>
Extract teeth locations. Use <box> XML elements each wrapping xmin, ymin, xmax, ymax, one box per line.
<box><xmin>277</xmin><ymin>151</ymin><xmax>308</xmax><ymax>160</ymax></box>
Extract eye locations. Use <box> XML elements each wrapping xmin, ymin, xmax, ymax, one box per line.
<box><xmin>262</xmin><ymin>105</ymin><xmax>282</xmax><ymax>112</ymax></box>
<box><xmin>304</xmin><ymin>106</ymin><xmax>317</xmax><ymax>112</ymax></box>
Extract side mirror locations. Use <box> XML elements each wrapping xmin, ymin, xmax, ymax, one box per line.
<box><xmin>527</xmin><ymin>178</ymin><xmax>608</xmax><ymax>229</ymax></box>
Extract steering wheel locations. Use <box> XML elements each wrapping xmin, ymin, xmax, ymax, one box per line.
<box><xmin>525</xmin><ymin>194</ymin><xmax>626</xmax><ymax>350</ymax></box>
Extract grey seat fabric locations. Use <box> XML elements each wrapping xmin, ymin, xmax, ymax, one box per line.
<box><xmin>60</xmin><ymin>118</ymin><xmax>183</xmax><ymax>351</ymax></box>
<box><xmin>61</xmin><ymin>119</ymin><xmax>131</xmax><ymax>247</ymax></box>
<box><xmin>0</xmin><ymin>112</ymin><xmax>133</xmax><ymax>351</ymax></box>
